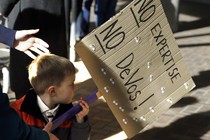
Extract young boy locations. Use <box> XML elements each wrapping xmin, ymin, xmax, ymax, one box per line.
<box><xmin>0</xmin><ymin>25</ymin><xmax>57</xmax><ymax>140</ymax></box>
<box><xmin>10</xmin><ymin>54</ymin><xmax>91</xmax><ymax>140</ymax></box>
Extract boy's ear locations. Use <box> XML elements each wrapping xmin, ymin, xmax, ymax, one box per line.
<box><xmin>48</xmin><ymin>86</ymin><xmax>56</xmax><ymax>97</ymax></box>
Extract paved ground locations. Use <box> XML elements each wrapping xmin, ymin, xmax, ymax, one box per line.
<box><xmin>1</xmin><ymin>0</ymin><xmax>210</xmax><ymax>140</ymax></box>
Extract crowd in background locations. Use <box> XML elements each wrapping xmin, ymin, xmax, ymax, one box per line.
<box><xmin>0</xmin><ymin>0</ymin><xmax>117</xmax><ymax>99</ymax></box>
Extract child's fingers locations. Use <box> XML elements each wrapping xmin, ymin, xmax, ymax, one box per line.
<box><xmin>80</xmin><ymin>100</ymin><xmax>89</xmax><ymax>110</ymax></box>
<box><xmin>79</xmin><ymin>100</ymin><xmax>89</xmax><ymax>115</ymax></box>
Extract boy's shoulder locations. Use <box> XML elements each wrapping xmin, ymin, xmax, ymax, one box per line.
<box><xmin>10</xmin><ymin>96</ymin><xmax>26</xmax><ymax>111</ymax></box>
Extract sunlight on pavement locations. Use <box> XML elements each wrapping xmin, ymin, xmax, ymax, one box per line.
<box><xmin>73</xmin><ymin>61</ymin><xmax>92</xmax><ymax>84</ymax></box>
<box><xmin>104</xmin><ymin>131</ymin><xmax>127</xmax><ymax>140</ymax></box>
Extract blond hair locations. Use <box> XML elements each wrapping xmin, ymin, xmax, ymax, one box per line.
<box><xmin>28</xmin><ymin>54</ymin><xmax>77</xmax><ymax>95</ymax></box>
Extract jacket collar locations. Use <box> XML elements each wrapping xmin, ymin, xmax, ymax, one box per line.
<box><xmin>20</xmin><ymin>89</ymin><xmax>73</xmax><ymax>123</ymax></box>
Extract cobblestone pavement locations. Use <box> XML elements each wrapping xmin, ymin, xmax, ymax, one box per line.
<box><xmin>1</xmin><ymin>0</ymin><xmax>210</xmax><ymax>140</ymax></box>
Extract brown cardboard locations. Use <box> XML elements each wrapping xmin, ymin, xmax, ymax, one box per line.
<box><xmin>75</xmin><ymin>0</ymin><xmax>195</xmax><ymax>138</ymax></box>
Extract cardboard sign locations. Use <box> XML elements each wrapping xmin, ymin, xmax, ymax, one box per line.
<box><xmin>75</xmin><ymin>0</ymin><xmax>195</xmax><ymax>138</ymax></box>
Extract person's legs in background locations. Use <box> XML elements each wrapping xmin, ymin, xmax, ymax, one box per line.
<box><xmin>81</xmin><ymin>0</ymin><xmax>93</xmax><ymax>37</ymax></box>
<box><xmin>94</xmin><ymin>0</ymin><xmax>117</xmax><ymax>27</ymax></box>
<box><xmin>75</xmin><ymin>0</ymin><xmax>84</xmax><ymax>40</ymax></box>
<box><xmin>106</xmin><ymin>0</ymin><xmax>117</xmax><ymax>22</ymax></box>
<box><xmin>76</xmin><ymin>0</ymin><xmax>93</xmax><ymax>40</ymax></box>
<box><xmin>0</xmin><ymin>84</ymin><xmax>2</xmax><ymax>93</ymax></box>
<box><xmin>77</xmin><ymin>0</ymin><xmax>117</xmax><ymax>39</ymax></box>
<box><xmin>94</xmin><ymin>0</ymin><xmax>106</xmax><ymax>27</ymax></box>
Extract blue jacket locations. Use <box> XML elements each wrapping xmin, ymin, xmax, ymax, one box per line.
<box><xmin>0</xmin><ymin>25</ymin><xmax>16</xmax><ymax>48</ymax></box>
<box><xmin>0</xmin><ymin>92</ymin><xmax>50</xmax><ymax>140</ymax></box>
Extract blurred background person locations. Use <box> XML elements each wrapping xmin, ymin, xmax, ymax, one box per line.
<box><xmin>0</xmin><ymin>0</ymin><xmax>71</xmax><ymax>99</ymax></box>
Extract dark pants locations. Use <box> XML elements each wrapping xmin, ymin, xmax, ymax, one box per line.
<box><xmin>94</xmin><ymin>0</ymin><xmax>117</xmax><ymax>27</ymax></box>
<box><xmin>0</xmin><ymin>84</ymin><xmax>2</xmax><ymax>93</ymax></box>
<box><xmin>10</xmin><ymin>49</ymin><xmax>32</xmax><ymax>99</ymax></box>
<box><xmin>79</xmin><ymin>0</ymin><xmax>117</xmax><ymax>38</ymax></box>
<box><xmin>81</xmin><ymin>0</ymin><xmax>93</xmax><ymax>36</ymax></box>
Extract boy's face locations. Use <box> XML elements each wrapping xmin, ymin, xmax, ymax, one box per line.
<box><xmin>55</xmin><ymin>74</ymin><xmax>75</xmax><ymax>104</ymax></box>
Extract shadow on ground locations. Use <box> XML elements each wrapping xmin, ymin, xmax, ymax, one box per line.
<box><xmin>192</xmin><ymin>70</ymin><xmax>210</xmax><ymax>90</ymax></box>
<box><xmin>178</xmin><ymin>1</ymin><xmax>210</xmax><ymax>32</ymax></box>
<box><xmin>172</xmin><ymin>96</ymin><xmax>198</xmax><ymax>108</ymax></box>
<box><xmin>129</xmin><ymin>111</ymin><xmax>210</xmax><ymax>140</ymax></box>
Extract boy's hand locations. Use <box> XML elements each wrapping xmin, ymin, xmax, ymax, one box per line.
<box><xmin>76</xmin><ymin>100</ymin><xmax>89</xmax><ymax>123</ymax></box>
